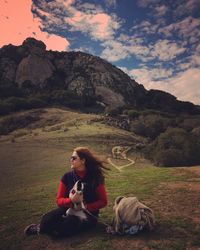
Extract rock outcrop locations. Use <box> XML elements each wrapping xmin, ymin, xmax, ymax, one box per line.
<box><xmin>15</xmin><ymin>54</ymin><xmax>55</xmax><ymax>87</ymax></box>
<box><xmin>0</xmin><ymin>37</ymin><xmax>147</xmax><ymax>109</ymax></box>
<box><xmin>0</xmin><ymin>37</ymin><xmax>199</xmax><ymax>114</ymax></box>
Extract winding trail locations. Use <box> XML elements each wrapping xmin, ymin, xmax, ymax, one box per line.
<box><xmin>107</xmin><ymin>146</ymin><xmax>135</xmax><ymax>172</ymax></box>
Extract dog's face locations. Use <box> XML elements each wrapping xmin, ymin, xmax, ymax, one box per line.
<box><xmin>69</xmin><ymin>180</ymin><xmax>84</xmax><ymax>203</ymax></box>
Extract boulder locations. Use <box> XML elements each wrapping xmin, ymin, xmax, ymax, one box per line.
<box><xmin>15</xmin><ymin>54</ymin><xmax>55</xmax><ymax>86</ymax></box>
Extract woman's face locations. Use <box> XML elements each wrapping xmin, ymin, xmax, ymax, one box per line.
<box><xmin>70</xmin><ymin>151</ymin><xmax>86</xmax><ymax>171</ymax></box>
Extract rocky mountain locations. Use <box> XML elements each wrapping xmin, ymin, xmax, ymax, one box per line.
<box><xmin>0</xmin><ymin>37</ymin><xmax>199</xmax><ymax>114</ymax></box>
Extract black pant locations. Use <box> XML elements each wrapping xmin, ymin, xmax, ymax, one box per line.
<box><xmin>40</xmin><ymin>207</ymin><xmax>97</xmax><ymax>237</ymax></box>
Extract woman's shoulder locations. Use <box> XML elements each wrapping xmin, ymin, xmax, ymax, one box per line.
<box><xmin>61</xmin><ymin>170</ymin><xmax>74</xmax><ymax>182</ymax></box>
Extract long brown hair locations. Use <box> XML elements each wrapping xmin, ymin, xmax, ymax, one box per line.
<box><xmin>74</xmin><ymin>147</ymin><xmax>109</xmax><ymax>186</ymax></box>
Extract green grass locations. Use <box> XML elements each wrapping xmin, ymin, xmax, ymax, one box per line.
<box><xmin>0</xmin><ymin>108</ymin><xmax>200</xmax><ymax>249</ymax></box>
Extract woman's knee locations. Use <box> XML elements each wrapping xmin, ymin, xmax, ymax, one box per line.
<box><xmin>40</xmin><ymin>207</ymin><xmax>65</xmax><ymax>233</ymax></box>
<box><xmin>57</xmin><ymin>215</ymin><xmax>82</xmax><ymax>236</ymax></box>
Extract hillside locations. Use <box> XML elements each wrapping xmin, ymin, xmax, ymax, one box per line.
<box><xmin>0</xmin><ymin>107</ymin><xmax>200</xmax><ymax>249</ymax></box>
<box><xmin>0</xmin><ymin>37</ymin><xmax>200</xmax><ymax>167</ymax></box>
<box><xmin>0</xmin><ymin>107</ymin><xmax>200</xmax><ymax>167</ymax></box>
<box><xmin>0</xmin><ymin>37</ymin><xmax>199</xmax><ymax>116</ymax></box>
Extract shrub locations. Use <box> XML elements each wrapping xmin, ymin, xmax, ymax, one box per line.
<box><xmin>4</xmin><ymin>97</ymin><xmax>29</xmax><ymax>111</ymax></box>
<box><xmin>178</xmin><ymin>116</ymin><xmax>200</xmax><ymax>132</ymax></box>
<box><xmin>154</xmin><ymin>148</ymin><xmax>184</xmax><ymax>167</ymax></box>
<box><xmin>0</xmin><ymin>112</ymin><xmax>40</xmax><ymax>135</ymax></box>
<box><xmin>26</xmin><ymin>97</ymin><xmax>46</xmax><ymax>109</ymax></box>
<box><xmin>127</xmin><ymin>109</ymin><xmax>140</xmax><ymax>119</ymax></box>
<box><xmin>0</xmin><ymin>96</ymin><xmax>47</xmax><ymax>116</ymax></box>
<box><xmin>130</xmin><ymin>115</ymin><xmax>173</xmax><ymax>139</ymax></box>
<box><xmin>105</xmin><ymin>106</ymin><xmax>124</xmax><ymax>116</ymax></box>
<box><xmin>0</xmin><ymin>81</ymin><xmax>22</xmax><ymax>98</ymax></box>
<box><xmin>146</xmin><ymin>127</ymin><xmax>200</xmax><ymax>167</ymax></box>
<box><xmin>130</xmin><ymin>120</ymin><xmax>146</xmax><ymax>136</ymax></box>
<box><xmin>49</xmin><ymin>90</ymin><xmax>82</xmax><ymax>107</ymax></box>
<box><xmin>0</xmin><ymin>100</ymin><xmax>15</xmax><ymax>115</ymax></box>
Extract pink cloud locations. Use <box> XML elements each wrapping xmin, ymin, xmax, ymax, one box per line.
<box><xmin>0</xmin><ymin>0</ymin><xmax>69</xmax><ymax>51</ymax></box>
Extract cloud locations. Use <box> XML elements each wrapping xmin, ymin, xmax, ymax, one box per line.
<box><xmin>100</xmin><ymin>37</ymin><xmax>154</xmax><ymax>62</ymax></box>
<box><xmin>121</xmin><ymin>67</ymin><xmax>173</xmax><ymax>83</ymax></box>
<box><xmin>64</xmin><ymin>12</ymin><xmax>121</xmax><ymax>41</ymax></box>
<box><xmin>101</xmin><ymin>40</ymin><xmax>130</xmax><ymax>61</ymax></box>
<box><xmin>137</xmin><ymin>0</ymin><xmax>199</xmax><ymax>18</ymax></box>
<box><xmin>154</xmin><ymin>5</ymin><xmax>168</xmax><ymax>17</ymax></box>
<box><xmin>0</xmin><ymin>0</ymin><xmax>69</xmax><ymax>51</ymax></box>
<box><xmin>33</xmin><ymin>0</ymin><xmax>122</xmax><ymax>42</ymax></box>
<box><xmin>159</xmin><ymin>16</ymin><xmax>200</xmax><ymax>45</ymax></box>
<box><xmin>137</xmin><ymin>0</ymin><xmax>159</xmax><ymax>8</ymax></box>
<box><xmin>101</xmin><ymin>34</ymin><xmax>186</xmax><ymax>63</ymax></box>
<box><xmin>174</xmin><ymin>0</ymin><xmax>200</xmax><ymax>17</ymax></box>
<box><xmin>104</xmin><ymin>0</ymin><xmax>117</xmax><ymax>8</ymax></box>
<box><xmin>150</xmin><ymin>39</ymin><xmax>186</xmax><ymax>61</ymax></box>
<box><xmin>131</xmin><ymin>21</ymin><xmax>159</xmax><ymax>35</ymax></box>
<box><xmin>121</xmin><ymin>66</ymin><xmax>200</xmax><ymax>105</ymax></box>
<box><xmin>169</xmin><ymin>68</ymin><xmax>200</xmax><ymax>104</ymax></box>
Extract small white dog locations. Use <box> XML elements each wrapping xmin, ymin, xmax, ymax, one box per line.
<box><xmin>64</xmin><ymin>180</ymin><xmax>88</xmax><ymax>221</ymax></box>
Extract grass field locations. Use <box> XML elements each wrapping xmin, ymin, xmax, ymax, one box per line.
<box><xmin>0</xmin><ymin>108</ymin><xmax>200</xmax><ymax>250</ymax></box>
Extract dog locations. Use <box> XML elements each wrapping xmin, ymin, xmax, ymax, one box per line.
<box><xmin>63</xmin><ymin>180</ymin><xmax>88</xmax><ymax>221</ymax></box>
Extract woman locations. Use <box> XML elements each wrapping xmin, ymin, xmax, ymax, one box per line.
<box><xmin>24</xmin><ymin>147</ymin><xmax>109</xmax><ymax>237</ymax></box>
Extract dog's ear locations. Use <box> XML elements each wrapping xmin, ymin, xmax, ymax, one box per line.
<box><xmin>77</xmin><ymin>180</ymin><xmax>82</xmax><ymax>192</ymax></box>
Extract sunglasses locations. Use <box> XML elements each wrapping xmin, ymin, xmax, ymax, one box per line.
<box><xmin>70</xmin><ymin>156</ymin><xmax>78</xmax><ymax>161</ymax></box>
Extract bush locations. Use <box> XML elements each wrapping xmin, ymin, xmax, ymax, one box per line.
<box><xmin>0</xmin><ymin>112</ymin><xmax>40</xmax><ymax>135</ymax></box>
<box><xmin>0</xmin><ymin>96</ymin><xmax>47</xmax><ymax>116</ymax></box>
<box><xmin>49</xmin><ymin>90</ymin><xmax>82</xmax><ymax>108</ymax></box>
<box><xmin>127</xmin><ymin>109</ymin><xmax>140</xmax><ymax>118</ymax></box>
<box><xmin>154</xmin><ymin>148</ymin><xmax>184</xmax><ymax>167</ymax></box>
<box><xmin>130</xmin><ymin>115</ymin><xmax>173</xmax><ymax>139</ymax></box>
<box><xmin>105</xmin><ymin>106</ymin><xmax>124</xmax><ymax>116</ymax></box>
<box><xmin>26</xmin><ymin>97</ymin><xmax>46</xmax><ymax>109</ymax></box>
<box><xmin>0</xmin><ymin>82</ymin><xmax>22</xmax><ymax>98</ymax></box>
<box><xmin>130</xmin><ymin>120</ymin><xmax>146</xmax><ymax>136</ymax></box>
<box><xmin>4</xmin><ymin>97</ymin><xmax>29</xmax><ymax>111</ymax></box>
<box><xmin>146</xmin><ymin>128</ymin><xmax>200</xmax><ymax>167</ymax></box>
<box><xmin>0</xmin><ymin>100</ymin><xmax>15</xmax><ymax>115</ymax></box>
<box><xmin>178</xmin><ymin>116</ymin><xmax>200</xmax><ymax>132</ymax></box>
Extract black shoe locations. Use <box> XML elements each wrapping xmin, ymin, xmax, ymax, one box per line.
<box><xmin>24</xmin><ymin>224</ymin><xmax>40</xmax><ymax>236</ymax></box>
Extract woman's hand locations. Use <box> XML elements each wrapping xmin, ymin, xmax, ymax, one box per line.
<box><xmin>70</xmin><ymin>193</ymin><xmax>83</xmax><ymax>204</ymax></box>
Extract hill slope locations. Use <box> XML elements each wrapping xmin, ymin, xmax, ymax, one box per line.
<box><xmin>0</xmin><ymin>37</ymin><xmax>199</xmax><ymax>115</ymax></box>
<box><xmin>0</xmin><ymin>107</ymin><xmax>200</xmax><ymax>249</ymax></box>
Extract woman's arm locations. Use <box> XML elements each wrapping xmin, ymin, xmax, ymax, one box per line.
<box><xmin>56</xmin><ymin>181</ymin><xmax>73</xmax><ymax>208</ymax></box>
<box><xmin>85</xmin><ymin>184</ymin><xmax>108</xmax><ymax>211</ymax></box>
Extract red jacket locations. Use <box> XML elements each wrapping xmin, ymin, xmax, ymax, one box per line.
<box><xmin>56</xmin><ymin>170</ymin><xmax>108</xmax><ymax>212</ymax></box>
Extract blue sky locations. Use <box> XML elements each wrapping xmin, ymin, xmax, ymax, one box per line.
<box><xmin>1</xmin><ymin>0</ymin><xmax>200</xmax><ymax>104</ymax></box>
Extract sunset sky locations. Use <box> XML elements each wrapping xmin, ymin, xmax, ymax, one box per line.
<box><xmin>0</xmin><ymin>0</ymin><xmax>200</xmax><ymax>105</ymax></box>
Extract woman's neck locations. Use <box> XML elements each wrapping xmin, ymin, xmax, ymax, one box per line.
<box><xmin>75</xmin><ymin>169</ymin><xmax>86</xmax><ymax>179</ymax></box>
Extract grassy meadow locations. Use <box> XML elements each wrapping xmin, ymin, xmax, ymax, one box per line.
<box><xmin>0</xmin><ymin>108</ymin><xmax>200</xmax><ymax>250</ymax></box>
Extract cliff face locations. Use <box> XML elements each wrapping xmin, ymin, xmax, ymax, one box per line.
<box><xmin>0</xmin><ymin>37</ymin><xmax>199</xmax><ymax>114</ymax></box>
<box><xmin>16</xmin><ymin>54</ymin><xmax>55</xmax><ymax>86</ymax></box>
<box><xmin>0</xmin><ymin>37</ymin><xmax>146</xmax><ymax>109</ymax></box>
